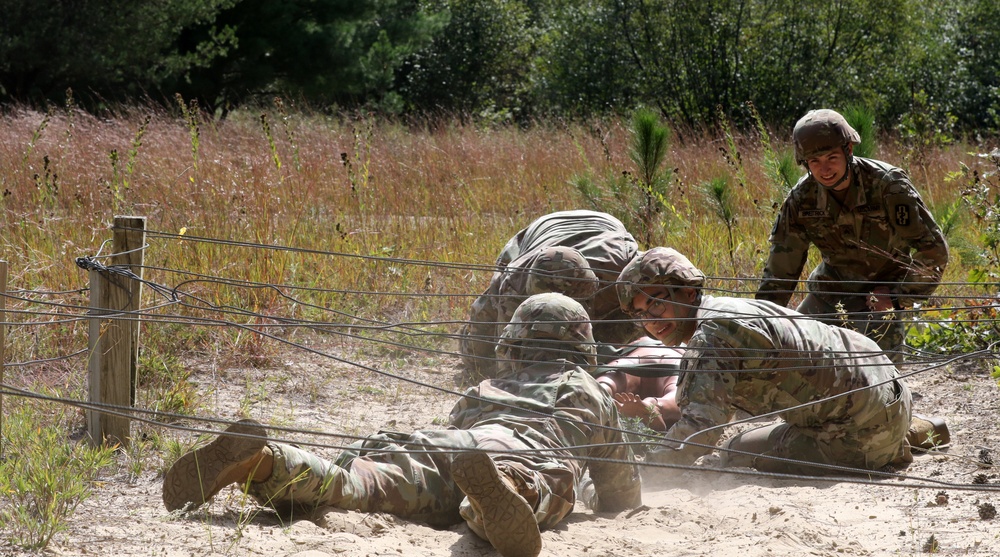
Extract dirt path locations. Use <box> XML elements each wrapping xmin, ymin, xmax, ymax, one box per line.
<box><xmin>30</xmin><ymin>350</ymin><xmax>1000</xmax><ymax>557</ymax></box>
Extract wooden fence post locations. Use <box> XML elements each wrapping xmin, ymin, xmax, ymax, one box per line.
<box><xmin>0</xmin><ymin>260</ymin><xmax>6</xmax><ymax>460</ymax></box>
<box><xmin>87</xmin><ymin>216</ymin><xmax>145</xmax><ymax>447</ymax></box>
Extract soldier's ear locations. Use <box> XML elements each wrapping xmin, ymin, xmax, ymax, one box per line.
<box><xmin>677</xmin><ymin>287</ymin><xmax>698</xmax><ymax>305</ymax></box>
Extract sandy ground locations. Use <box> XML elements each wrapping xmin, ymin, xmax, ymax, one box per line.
<box><xmin>8</xmin><ymin>345</ymin><xmax>1000</xmax><ymax>557</ymax></box>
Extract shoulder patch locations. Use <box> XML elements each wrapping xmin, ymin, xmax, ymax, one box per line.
<box><xmin>894</xmin><ymin>204</ymin><xmax>911</xmax><ymax>226</ymax></box>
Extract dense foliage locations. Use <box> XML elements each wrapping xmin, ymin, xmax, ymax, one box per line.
<box><xmin>2</xmin><ymin>0</ymin><xmax>998</xmax><ymax>131</ymax></box>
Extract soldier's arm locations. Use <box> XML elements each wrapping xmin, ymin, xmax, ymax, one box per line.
<box><xmin>610</xmin><ymin>388</ymin><xmax>676</xmax><ymax>432</ymax></box>
<box><xmin>757</xmin><ymin>201</ymin><xmax>811</xmax><ymax>307</ymax></box>
<box><xmin>584</xmin><ymin>388</ymin><xmax>644</xmax><ymax>512</ymax></box>
<box><xmin>651</xmin><ymin>376</ymin><xmax>682</xmax><ymax>430</ymax></box>
<box><xmin>598</xmin><ymin>341</ymin><xmax>683</xmax><ymax>431</ymax></box>
<box><xmin>461</xmin><ymin>277</ymin><xmax>506</xmax><ymax>377</ymax></box>
<box><xmin>883</xmin><ymin>180</ymin><xmax>950</xmax><ymax>306</ymax></box>
<box><xmin>648</xmin><ymin>359</ymin><xmax>735</xmax><ymax>466</ymax></box>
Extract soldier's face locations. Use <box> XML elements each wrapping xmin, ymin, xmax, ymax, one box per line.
<box><xmin>806</xmin><ymin>149</ymin><xmax>849</xmax><ymax>190</ymax></box>
<box><xmin>631</xmin><ymin>286</ymin><xmax>697</xmax><ymax>343</ymax></box>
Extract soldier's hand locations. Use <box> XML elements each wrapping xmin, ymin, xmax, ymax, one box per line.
<box><xmin>613</xmin><ymin>392</ymin><xmax>650</xmax><ymax>418</ymax></box>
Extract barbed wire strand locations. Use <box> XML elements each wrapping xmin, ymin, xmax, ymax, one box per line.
<box><xmin>2</xmin><ymin>380</ymin><xmax>995</xmax><ymax>494</ymax></box>
<box><xmin>1</xmin><ymin>238</ymin><xmax>997</xmax><ymax>493</ymax></box>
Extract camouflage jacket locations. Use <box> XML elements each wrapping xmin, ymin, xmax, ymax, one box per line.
<box><xmin>757</xmin><ymin>157</ymin><xmax>949</xmax><ymax>308</ymax></box>
<box><xmin>662</xmin><ymin>296</ymin><xmax>903</xmax><ymax>463</ymax></box>
<box><xmin>449</xmin><ymin>359</ymin><xmax>642</xmax><ymax>512</ymax></box>
<box><xmin>496</xmin><ymin>210</ymin><xmax>638</xmax><ymax>322</ymax></box>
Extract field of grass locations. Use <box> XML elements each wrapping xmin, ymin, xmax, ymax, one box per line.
<box><xmin>0</xmin><ymin>102</ymin><xmax>998</xmax><ymax>550</ymax></box>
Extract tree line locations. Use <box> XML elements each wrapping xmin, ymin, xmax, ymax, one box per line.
<box><xmin>1</xmin><ymin>0</ymin><xmax>997</xmax><ymax>133</ymax></box>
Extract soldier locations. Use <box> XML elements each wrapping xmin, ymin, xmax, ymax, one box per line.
<box><xmin>460</xmin><ymin>210</ymin><xmax>641</xmax><ymax>379</ymax></box>
<box><xmin>756</xmin><ymin>109</ymin><xmax>949</xmax><ymax>360</ymax></box>
<box><xmin>617</xmin><ymin>247</ymin><xmax>949</xmax><ymax>474</ymax></box>
<box><xmin>593</xmin><ymin>337</ymin><xmax>683</xmax><ymax>432</ymax></box>
<box><xmin>163</xmin><ymin>293</ymin><xmax>641</xmax><ymax>557</ymax></box>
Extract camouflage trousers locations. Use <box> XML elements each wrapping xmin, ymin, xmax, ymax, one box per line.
<box><xmin>796</xmin><ymin>292</ymin><xmax>906</xmax><ymax>362</ymax></box>
<box><xmin>720</xmin><ymin>379</ymin><xmax>913</xmax><ymax>474</ymax></box>
<box><xmin>248</xmin><ymin>423</ymin><xmax>578</xmax><ymax>531</ymax></box>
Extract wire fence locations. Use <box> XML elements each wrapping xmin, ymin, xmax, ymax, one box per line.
<box><xmin>1</xmin><ymin>227</ymin><xmax>998</xmax><ymax>494</ymax></box>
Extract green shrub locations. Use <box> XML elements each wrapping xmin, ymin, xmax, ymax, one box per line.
<box><xmin>0</xmin><ymin>402</ymin><xmax>115</xmax><ymax>550</ymax></box>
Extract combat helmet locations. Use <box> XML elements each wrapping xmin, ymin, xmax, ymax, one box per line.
<box><xmin>616</xmin><ymin>247</ymin><xmax>705</xmax><ymax>315</ymax></box>
<box><xmin>495</xmin><ymin>292</ymin><xmax>597</xmax><ymax>371</ymax></box>
<box><xmin>524</xmin><ymin>246</ymin><xmax>599</xmax><ymax>301</ymax></box>
<box><xmin>792</xmin><ymin>109</ymin><xmax>860</xmax><ymax>165</ymax></box>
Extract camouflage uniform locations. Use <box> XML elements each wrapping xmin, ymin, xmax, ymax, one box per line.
<box><xmin>648</xmin><ymin>295</ymin><xmax>913</xmax><ymax>473</ymax></box>
<box><xmin>248</xmin><ymin>293</ymin><xmax>642</xmax><ymax>532</ymax></box>
<box><xmin>757</xmin><ymin>155</ymin><xmax>949</xmax><ymax>355</ymax></box>
<box><xmin>618</xmin><ymin>248</ymin><xmax>913</xmax><ymax>474</ymax></box>
<box><xmin>460</xmin><ymin>210</ymin><xmax>641</xmax><ymax>379</ymax></box>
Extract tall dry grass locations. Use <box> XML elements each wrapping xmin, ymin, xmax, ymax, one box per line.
<box><xmin>0</xmin><ymin>103</ymin><xmax>994</xmax><ymax>396</ymax></box>
<box><xmin>2</xmin><ymin>101</ymin><xmax>998</xmax><ymax>551</ymax></box>
<box><xmin>1</xmin><ymin>104</ymin><xmax>990</xmax><ymax>336</ymax></box>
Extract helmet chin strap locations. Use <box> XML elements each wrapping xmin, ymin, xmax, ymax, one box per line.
<box><xmin>822</xmin><ymin>165</ymin><xmax>851</xmax><ymax>190</ymax></box>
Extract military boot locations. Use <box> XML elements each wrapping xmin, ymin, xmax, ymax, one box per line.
<box><xmin>907</xmin><ymin>414</ymin><xmax>951</xmax><ymax>451</ymax></box>
<box><xmin>163</xmin><ymin>419</ymin><xmax>270</xmax><ymax>511</ymax></box>
<box><xmin>452</xmin><ymin>451</ymin><xmax>542</xmax><ymax>557</ymax></box>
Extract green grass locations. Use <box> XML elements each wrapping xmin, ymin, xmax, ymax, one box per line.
<box><xmin>0</xmin><ymin>398</ymin><xmax>115</xmax><ymax>549</ymax></box>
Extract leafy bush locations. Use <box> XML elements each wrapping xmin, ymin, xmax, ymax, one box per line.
<box><xmin>908</xmin><ymin>148</ymin><xmax>1000</xmax><ymax>374</ymax></box>
<box><xmin>0</xmin><ymin>402</ymin><xmax>114</xmax><ymax>550</ymax></box>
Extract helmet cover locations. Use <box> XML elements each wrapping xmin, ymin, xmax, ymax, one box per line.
<box><xmin>792</xmin><ymin>109</ymin><xmax>860</xmax><ymax>164</ymax></box>
<box><xmin>496</xmin><ymin>292</ymin><xmax>597</xmax><ymax>367</ymax></box>
<box><xmin>616</xmin><ymin>248</ymin><xmax>705</xmax><ymax>313</ymax></box>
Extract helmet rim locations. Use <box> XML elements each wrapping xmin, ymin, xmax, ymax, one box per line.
<box><xmin>793</xmin><ymin>109</ymin><xmax>860</xmax><ymax>164</ymax></box>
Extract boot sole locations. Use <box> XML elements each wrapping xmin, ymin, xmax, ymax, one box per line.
<box><xmin>163</xmin><ymin>419</ymin><xmax>267</xmax><ymax>512</ymax></box>
<box><xmin>452</xmin><ymin>451</ymin><xmax>542</xmax><ymax>557</ymax></box>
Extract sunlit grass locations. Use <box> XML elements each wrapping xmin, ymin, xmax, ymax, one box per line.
<box><xmin>2</xmin><ymin>102</ymin><xmax>991</xmax><ymax>366</ymax></box>
<box><xmin>1</xmin><ymin>102</ymin><xmax>991</xmax><ymax>361</ymax></box>
<box><xmin>0</xmin><ymin>101</ymin><xmax>994</xmax><ymax>549</ymax></box>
